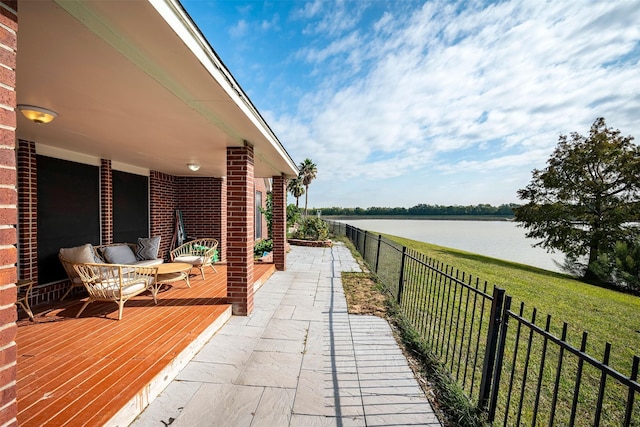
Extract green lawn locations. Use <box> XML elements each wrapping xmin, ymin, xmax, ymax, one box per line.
<box><xmin>378</xmin><ymin>233</ymin><xmax>640</xmax><ymax>425</ymax></box>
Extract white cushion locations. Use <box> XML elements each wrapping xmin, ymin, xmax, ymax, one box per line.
<box><xmin>93</xmin><ymin>279</ymin><xmax>148</xmax><ymax>298</ymax></box>
<box><xmin>102</xmin><ymin>245</ymin><xmax>138</xmax><ymax>264</ymax></box>
<box><xmin>174</xmin><ymin>255</ymin><xmax>207</xmax><ymax>266</ymax></box>
<box><xmin>60</xmin><ymin>244</ymin><xmax>98</xmax><ymax>264</ymax></box>
<box><xmin>131</xmin><ymin>259</ymin><xmax>164</xmax><ymax>267</ymax></box>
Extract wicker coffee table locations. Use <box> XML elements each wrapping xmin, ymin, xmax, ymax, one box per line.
<box><xmin>150</xmin><ymin>262</ymin><xmax>192</xmax><ymax>303</ymax></box>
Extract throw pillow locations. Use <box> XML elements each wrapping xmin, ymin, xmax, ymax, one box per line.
<box><xmin>103</xmin><ymin>244</ymin><xmax>138</xmax><ymax>264</ymax></box>
<box><xmin>59</xmin><ymin>243</ymin><xmax>98</xmax><ymax>264</ymax></box>
<box><xmin>136</xmin><ymin>236</ymin><xmax>161</xmax><ymax>260</ymax></box>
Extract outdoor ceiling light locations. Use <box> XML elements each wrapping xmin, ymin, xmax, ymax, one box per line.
<box><xmin>187</xmin><ymin>163</ymin><xmax>200</xmax><ymax>172</ymax></box>
<box><xmin>17</xmin><ymin>105</ymin><xmax>58</xmax><ymax>124</ymax></box>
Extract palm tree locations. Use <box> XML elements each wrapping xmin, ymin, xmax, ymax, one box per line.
<box><xmin>287</xmin><ymin>176</ymin><xmax>305</xmax><ymax>208</ymax></box>
<box><xmin>298</xmin><ymin>158</ymin><xmax>317</xmax><ymax>215</ymax></box>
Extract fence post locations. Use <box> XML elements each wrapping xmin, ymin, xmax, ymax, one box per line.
<box><xmin>488</xmin><ymin>295</ymin><xmax>512</xmax><ymax>421</ymax></box>
<box><xmin>375</xmin><ymin>234</ymin><xmax>382</xmax><ymax>273</ymax></box>
<box><xmin>479</xmin><ymin>286</ymin><xmax>505</xmax><ymax>409</ymax></box>
<box><xmin>397</xmin><ymin>246</ymin><xmax>407</xmax><ymax>304</ymax></box>
<box><xmin>363</xmin><ymin>231</ymin><xmax>368</xmax><ymax>263</ymax></box>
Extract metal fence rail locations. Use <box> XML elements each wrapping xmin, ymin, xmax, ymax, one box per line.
<box><xmin>327</xmin><ymin>220</ymin><xmax>640</xmax><ymax>425</ymax></box>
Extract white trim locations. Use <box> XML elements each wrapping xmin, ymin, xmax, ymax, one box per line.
<box><xmin>36</xmin><ymin>144</ymin><xmax>101</xmax><ymax>166</ymax></box>
<box><xmin>111</xmin><ymin>161</ymin><xmax>149</xmax><ymax>177</ymax></box>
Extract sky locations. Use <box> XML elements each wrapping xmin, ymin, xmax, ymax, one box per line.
<box><xmin>180</xmin><ymin>0</ymin><xmax>640</xmax><ymax>208</ymax></box>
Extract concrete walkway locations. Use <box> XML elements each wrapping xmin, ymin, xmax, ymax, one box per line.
<box><xmin>132</xmin><ymin>243</ymin><xmax>441</xmax><ymax>426</ymax></box>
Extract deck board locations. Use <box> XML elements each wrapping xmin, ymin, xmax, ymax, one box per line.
<box><xmin>16</xmin><ymin>263</ymin><xmax>275</xmax><ymax>426</ymax></box>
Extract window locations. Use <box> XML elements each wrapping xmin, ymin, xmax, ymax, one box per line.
<box><xmin>255</xmin><ymin>191</ymin><xmax>262</xmax><ymax>239</ymax></box>
<box><xmin>37</xmin><ymin>156</ymin><xmax>100</xmax><ymax>284</ymax></box>
<box><xmin>113</xmin><ymin>170</ymin><xmax>149</xmax><ymax>242</ymax></box>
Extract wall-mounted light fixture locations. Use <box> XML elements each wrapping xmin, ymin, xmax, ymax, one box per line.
<box><xmin>187</xmin><ymin>163</ymin><xmax>200</xmax><ymax>172</ymax></box>
<box><xmin>17</xmin><ymin>105</ymin><xmax>58</xmax><ymax>124</ymax></box>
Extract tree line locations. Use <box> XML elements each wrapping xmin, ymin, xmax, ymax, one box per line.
<box><xmin>310</xmin><ymin>203</ymin><xmax>520</xmax><ymax>217</ymax></box>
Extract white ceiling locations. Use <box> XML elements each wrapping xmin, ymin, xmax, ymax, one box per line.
<box><xmin>15</xmin><ymin>0</ymin><xmax>298</xmax><ymax>178</ymax></box>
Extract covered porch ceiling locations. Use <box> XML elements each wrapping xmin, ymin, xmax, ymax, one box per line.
<box><xmin>16</xmin><ymin>0</ymin><xmax>298</xmax><ymax>178</ymax></box>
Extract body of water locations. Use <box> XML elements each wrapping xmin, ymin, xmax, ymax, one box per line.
<box><xmin>340</xmin><ymin>219</ymin><xmax>566</xmax><ymax>273</ymax></box>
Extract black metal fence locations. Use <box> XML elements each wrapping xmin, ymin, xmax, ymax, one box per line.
<box><xmin>329</xmin><ymin>221</ymin><xmax>640</xmax><ymax>425</ymax></box>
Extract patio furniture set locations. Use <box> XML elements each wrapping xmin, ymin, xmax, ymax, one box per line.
<box><xmin>42</xmin><ymin>238</ymin><xmax>220</xmax><ymax>320</ymax></box>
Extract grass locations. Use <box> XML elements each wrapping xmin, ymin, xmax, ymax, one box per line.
<box><xmin>382</xmin><ymin>233</ymin><xmax>640</xmax><ymax>377</ymax></box>
<box><xmin>344</xmin><ymin>231</ymin><xmax>640</xmax><ymax>425</ymax></box>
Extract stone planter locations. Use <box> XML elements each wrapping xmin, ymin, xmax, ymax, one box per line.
<box><xmin>287</xmin><ymin>238</ymin><xmax>333</xmax><ymax>248</ymax></box>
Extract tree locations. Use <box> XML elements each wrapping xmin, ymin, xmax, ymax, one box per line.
<box><xmin>298</xmin><ymin>158</ymin><xmax>317</xmax><ymax>215</ymax></box>
<box><xmin>514</xmin><ymin>117</ymin><xmax>640</xmax><ymax>281</ymax></box>
<box><xmin>287</xmin><ymin>176</ymin><xmax>305</xmax><ymax>208</ymax></box>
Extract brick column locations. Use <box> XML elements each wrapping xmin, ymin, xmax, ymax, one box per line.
<box><xmin>0</xmin><ymin>2</ymin><xmax>18</xmax><ymax>425</ymax></box>
<box><xmin>272</xmin><ymin>175</ymin><xmax>286</xmax><ymax>270</ymax></box>
<box><xmin>213</xmin><ymin>177</ymin><xmax>226</xmax><ymax>262</ymax></box>
<box><xmin>226</xmin><ymin>145</ymin><xmax>254</xmax><ymax>315</ymax></box>
<box><xmin>17</xmin><ymin>140</ymin><xmax>36</xmax><ymax>283</ymax></box>
<box><xmin>100</xmin><ymin>159</ymin><xmax>113</xmax><ymax>244</ymax></box>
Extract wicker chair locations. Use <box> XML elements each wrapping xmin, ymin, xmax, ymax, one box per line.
<box><xmin>73</xmin><ymin>262</ymin><xmax>158</xmax><ymax>320</ymax></box>
<box><xmin>170</xmin><ymin>238</ymin><xmax>219</xmax><ymax>280</ymax></box>
<box><xmin>59</xmin><ymin>254</ymin><xmax>87</xmax><ymax>301</ymax></box>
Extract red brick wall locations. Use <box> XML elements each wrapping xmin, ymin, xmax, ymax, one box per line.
<box><xmin>100</xmin><ymin>160</ymin><xmax>113</xmax><ymax>245</ymax></box>
<box><xmin>226</xmin><ymin>145</ymin><xmax>254</xmax><ymax>315</ymax></box>
<box><xmin>150</xmin><ymin>171</ymin><xmax>177</xmax><ymax>260</ymax></box>
<box><xmin>17</xmin><ymin>140</ymin><xmax>36</xmax><ymax>283</ymax></box>
<box><xmin>0</xmin><ymin>1</ymin><xmax>18</xmax><ymax>424</ymax></box>
<box><xmin>272</xmin><ymin>175</ymin><xmax>286</xmax><ymax>270</ymax></box>
<box><xmin>176</xmin><ymin>176</ymin><xmax>225</xmax><ymax>260</ymax></box>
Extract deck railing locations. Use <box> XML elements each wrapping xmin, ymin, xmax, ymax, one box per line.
<box><xmin>328</xmin><ymin>221</ymin><xmax>640</xmax><ymax>425</ymax></box>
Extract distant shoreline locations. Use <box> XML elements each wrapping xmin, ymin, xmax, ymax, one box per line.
<box><xmin>321</xmin><ymin>215</ymin><xmax>514</xmax><ymax>221</ymax></box>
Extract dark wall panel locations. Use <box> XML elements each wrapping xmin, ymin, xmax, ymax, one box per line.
<box><xmin>113</xmin><ymin>170</ymin><xmax>149</xmax><ymax>243</ymax></box>
<box><xmin>37</xmin><ymin>156</ymin><xmax>100</xmax><ymax>284</ymax></box>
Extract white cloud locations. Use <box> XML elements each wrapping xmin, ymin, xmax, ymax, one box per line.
<box><xmin>274</xmin><ymin>0</ymin><xmax>640</xmax><ymax>207</ymax></box>
<box><xmin>229</xmin><ymin>19</ymin><xmax>249</xmax><ymax>38</ymax></box>
<box><xmin>260</xmin><ymin>14</ymin><xmax>280</xmax><ymax>31</ymax></box>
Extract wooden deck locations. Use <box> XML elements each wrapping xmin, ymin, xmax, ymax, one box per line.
<box><xmin>16</xmin><ymin>263</ymin><xmax>275</xmax><ymax>426</ymax></box>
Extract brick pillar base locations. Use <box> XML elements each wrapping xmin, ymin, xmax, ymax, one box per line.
<box><xmin>272</xmin><ymin>175</ymin><xmax>286</xmax><ymax>271</ymax></box>
<box><xmin>226</xmin><ymin>145</ymin><xmax>254</xmax><ymax>315</ymax></box>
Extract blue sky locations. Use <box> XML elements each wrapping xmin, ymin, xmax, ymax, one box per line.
<box><xmin>181</xmin><ymin>0</ymin><xmax>640</xmax><ymax>208</ymax></box>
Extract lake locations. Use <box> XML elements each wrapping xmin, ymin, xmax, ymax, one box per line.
<box><xmin>339</xmin><ymin>219</ymin><xmax>566</xmax><ymax>273</ymax></box>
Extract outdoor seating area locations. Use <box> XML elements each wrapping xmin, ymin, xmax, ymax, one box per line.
<box><xmin>170</xmin><ymin>238</ymin><xmax>219</xmax><ymax>280</ymax></box>
<box><xmin>15</xmin><ymin>262</ymin><xmax>275</xmax><ymax>426</ymax></box>
<box><xmin>58</xmin><ymin>239</ymin><xmax>164</xmax><ymax>301</ymax></box>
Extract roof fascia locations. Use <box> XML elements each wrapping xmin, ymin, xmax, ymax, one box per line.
<box><xmin>149</xmin><ymin>0</ymin><xmax>299</xmax><ymax>176</ymax></box>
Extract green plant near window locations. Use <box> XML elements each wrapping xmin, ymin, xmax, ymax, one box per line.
<box><xmin>254</xmin><ymin>239</ymin><xmax>273</xmax><ymax>257</ymax></box>
<box><xmin>294</xmin><ymin>216</ymin><xmax>329</xmax><ymax>241</ymax></box>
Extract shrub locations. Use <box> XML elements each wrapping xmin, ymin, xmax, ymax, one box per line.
<box><xmin>287</xmin><ymin>204</ymin><xmax>301</xmax><ymax>228</ymax></box>
<box><xmin>294</xmin><ymin>216</ymin><xmax>329</xmax><ymax>241</ymax></box>
<box><xmin>254</xmin><ymin>239</ymin><xmax>272</xmax><ymax>257</ymax></box>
